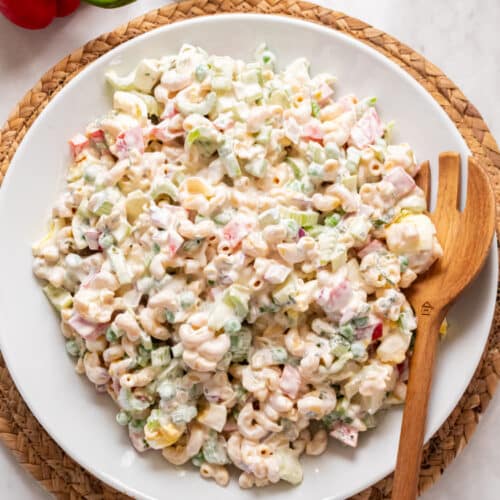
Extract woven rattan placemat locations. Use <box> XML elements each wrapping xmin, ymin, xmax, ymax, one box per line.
<box><xmin>1</xmin><ymin>1</ymin><xmax>499</xmax><ymax>498</ymax></box>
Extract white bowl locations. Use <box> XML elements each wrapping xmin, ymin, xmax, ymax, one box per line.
<box><xmin>0</xmin><ymin>13</ymin><xmax>496</xmax><ymax>500</ymax></box>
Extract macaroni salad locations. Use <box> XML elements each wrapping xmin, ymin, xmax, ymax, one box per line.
<box><xmin>32</xmin><ymin>44</ymin><xmax>442</xmax><ymax>488</ymax></box>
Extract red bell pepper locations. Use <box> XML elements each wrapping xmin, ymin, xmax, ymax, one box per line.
<box><xmin>0</xmin><ymin>0</ymin><xmax>136</xmax><ymax>30</ymax></box>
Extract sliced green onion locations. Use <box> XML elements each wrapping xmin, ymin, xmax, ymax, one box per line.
<box><xmin>151</xmin><ymin>346</ymin><xmax>171</xmax><ymax>368</ymax></box>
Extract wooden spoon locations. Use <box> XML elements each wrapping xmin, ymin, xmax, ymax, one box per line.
<box><xmin>392</xmin><ymin>152</ymin><xmax>495</xmax><ymax>500</ymax></box>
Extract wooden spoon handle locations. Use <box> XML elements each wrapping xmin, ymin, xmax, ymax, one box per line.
<box><xmin>392</xmin><ymin>307</ymin><xmax>446</xmax><ymax>500</ymax></box>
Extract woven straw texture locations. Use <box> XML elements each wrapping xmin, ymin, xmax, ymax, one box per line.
<box><xmin>1</xmin><ymin>1</ymin><xmax>499</xmax><ymax>498</ymax></box>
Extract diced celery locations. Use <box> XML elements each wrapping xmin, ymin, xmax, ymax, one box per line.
<box><xmin>111</xmin><ymin>221</ymin><xmax>131</xmax><ymax>244</ymax></box>
<box><xmin>221</xmin><ymin>153</ymin><xmax>241</xmax><ymax>178</ymax></box>
<box><xmin>230</xmin><ymin>328</ymin><xmax>252</xmax><ymax>362</ymax></box>
<box><xmin>118</xmin><ymin>388</ymin><xmax>150</xmax><ymax>412</ymax></box>
<box><xmin>330</xmin><ymin>245</ymin><xmax>347</xmax><ymax>271</ymax></box>
<box><xmin>241</xmin><ymin>66</ymin><xmax>262</xmax><ymax>85</ymax></box>
<box><xmin>151</xmin><ymin>177</ymin><xmax>179</xmax><ymax>201</ymax></box>
<box><xmin>331</xmin><ymin>352</ymin><xmax>354</xmax><ymax>374</ymax></box>
<box><xmin>308</xmin><ymin>162</ymin><xmax>324</xmax><ymax>178</ymax></box>
<box><xmin>245</xmin><ymin>157</ymin><xmax>268</xmax><ymax>178</ymax></box>
<box><xmin>349</xmin><ymin>217</ymin><xmax>371</xmax><ymax>242</ymax></box>
<box><xmin>232</xmin><ymin>101</ymin><xmax>250</xmax><ymax>121</ymax></box>
<box><xmin>341</xmin><ymin>174</ymin><xmax>358</xmax><ymax>192</ymax></box>
<box><xmin>106</xmin><ymin>326</ymin><xmax>120</xmax><ymax>342</ymax></box>
<box><xmin>151</xmin><ymin>346</ymin><xmax>171</xmax><ymax>367</ymax></box>
<box><xmin>71</xmin><ymin>213</ymin><xmax>88</xmax><ymax>250</ymax></box>
<box><xmin>346</xmin><ymin>147</ymin><xmax>361</xmax><ymax>166</ymax></box>
<box><xmin>131</xmin><ymin>91</ymin><xmax>160</xmax><ymax>117</ymax></box>
<box><xmin>223</xmin><ymin>285</ymin><xmax>250</xmax><ymax>318</ymax></box>
<box><xmin>300</xmin><ymin>177</ymin><xmax>314</xmax><ymax>195</ymax></box>
<box><xmin>272</xmin><ymin>275</ymin><xmax>298</xmax><ymax>306</ymax></box>
<box><xmin>171</xmin><ymin>405</ymin><xmax>198</xmax><ymax>424</ymax></box>
<box><xmin>267</xmin><ymin>88</ymin><xmax>290</xmax><ymax>108</ymax></box>
<box><xmin>133</xmin><ymin>59</ymin><xmax>161</xmax><ymax>93</ymax></box>
<box><xmin>255</xmin><ymin>125</ymin><xmax>272</xmax><ymax>145</ymax></box>
<box><xmin>339</xmin><ymin>324</ymin><xmax>355</xmax><ymax>342</ymax></box>
<box><xmin>180</xmin><ymin>291</ymin><xmax>196</xmax><ymax>309</ymax></box>
<box><xmin>281</xmin><ymin>208</ymin><xmax>319</xmax><ymax>227</ymax></box>
<box><xmin>165</xmin><ymin>310</ymin><xmax>176</xmax><ymax>323</ymax></box>
<box><xmin>258</xmin><ymin>207</ymin><xmax>280</xmax><ymax>227</ymax></box>
<box><xmin>271</xmin><ymin>347</ymin><xmax>288</xmax><ymax>363</ymax></box>
<box><xmin>283</xmin><ymin>218</ymin><xmax>299</xmax><ymax>239</ymax></box>
<box><xmin>277</xmin><ymin>448</ymin><xmax>303</xmax><ymax>485</ymax></box>
<box><xmin>211</xmin><ymin>55</ymin><xmax>234</xmax><ymax>79</ymax></box>
<box><xmin>77</xmin><ymin>199</ymin><xmax>90</xmax><ymax>218</ymax></box>
<box><xmin>43</xmin><ymin>284</ymin><xmax>72</xmax><ymax>311</ymax></box>
<box><xmin>351</xmin><ymin>341</ymin><xmax>367</xmax><ymax>360</ymax></box>
<box><xmin>171</xmin><ymin>342</ymin><xmax>184</xmax><ymax>358</ymax></box>
<box><xmin>324</xmin><ymin>142</ymin><xmax>340</xmax><ymax>160</ymax></box>
<box><xmin>216</xmin><ymin>351</ymin><xmax>232</xmax><ymax>371</ymax></box>
<box><xmin>137</xmin><ymin>344</ymin><xmax>151</xmax><ymax>367</ymax></box>
<box><xmin>125</xmin><ymin>190</ymin><xmax>148</xmax><ymax>222</ymax></box>
<box><xmin>208</xmin><ymin>300</ymin><xmax>235</xmax><ymax>331</ymax></box>
<box><xmin>211</xmin><ymin>76</ymin><xmax>233</xmax><ymax>91</ymax></box>
<box><xmin>213</xmin><ymin>209</ymin><xmax>235</xmax><ymax>226</ymax></box>
<box><xmin>202</xmin><ymin>431</ymin><xmax>229</xmax><ymax>465</ymax></box>
<box><xmin>286</xmin><ymin>179</ymin><xmax>302</xmax><ymax>193</ymax></box>
<box><xmin>286</xmin><ymin>157</ymin><xmax>306</xmax><ymax>179</ymax></box>
<box><xmin>106</xmin><ymin>246</ymin><xmax>132</xmax><ymax>285</ymax></box>
<box><xmin>90</xmin><ymin>194</ymin><xmax>113</xmax><ymax>216</ymax></box>
<box><xmin>157</xmin><ymin>380</ymin><xmax>177</xmax><ymax>400</ymax></box>
<box><xmin>187</xmin><ymin>127</ymin><xmax>220</xmax><ymax>158</ymax></box>
<box><xmin>224</xmin><ymin>318</ymin><xmax>241</xmax><ymax>334</ymax></box>
<box><xmin>307</xmin><ymin>142</ymin><xmax>326</xmax><ymax>164</ymax></box>
<box><xmin>67</xmin><ymin>162</ymin><xmax>83</xmax><ymax>182</ymax></box>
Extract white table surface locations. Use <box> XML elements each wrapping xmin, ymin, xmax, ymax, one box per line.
<box><xmin>1</xmin><ymin>1</ymin><xmax>499</xmax><ymax>498</ymax></box>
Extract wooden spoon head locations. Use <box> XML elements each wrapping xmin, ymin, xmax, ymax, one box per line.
<box><xmin>407</xmin><ymin>153</ymin><xmax>495</xmax><ymax>313</ymax></box>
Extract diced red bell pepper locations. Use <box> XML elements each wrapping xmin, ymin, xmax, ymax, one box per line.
<box><xmin>302</xmin><ymin>119</ymin><xmax>324</xmax><ymax>143</ymax></box>
<box><xmin>69</xmin><ymin>133</ymin><xmax>89</xmax><ymax>159</ymax></box>
<box><xmin>115</xmin><ymin>126</ymin><xmax>145</xmax><ymax>159</ymax></box>
<box><xmin>371</xmin><ymin>322</ymin><xmax>383</xmax><ymax>341</ymax></box>
<box><xmin>223</xmin><ymin>217</ymin><xmax>253</xmax><ymax>248</ymax></box>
